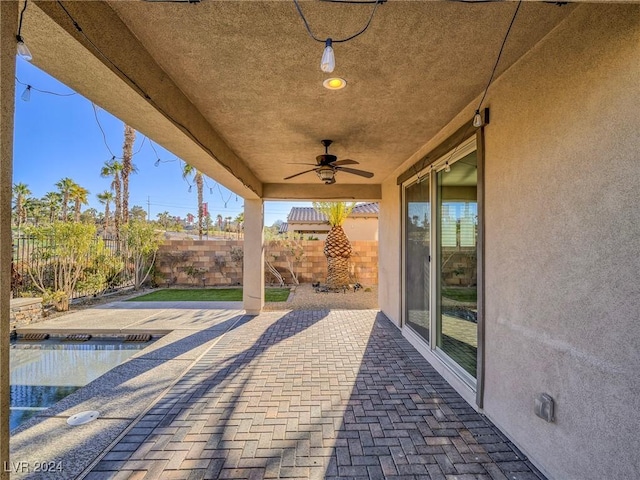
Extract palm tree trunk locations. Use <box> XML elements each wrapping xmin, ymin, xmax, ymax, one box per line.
<box><xmin>196</xmin><ymin>173</ymin><xmax>204</xmax><ymax>240</ymax></box>
<box><xmin>121</xmin><ymin>125</ymin><xmax>136</xmax><ymax>224</ymax></box>
<box><xmin>62</xmin><ymin>193</ymin><xmax>69</xmax><ymax>221</ymax></box>
<box><xmin>323</xmin><ymin>225</ymin><xmax>353</xmax><ymax>287</ymax></box>
<box><xmin>104</xmin><ymin>203</ymin><xmax>110</xmax><ymax>230</ymax></box>
<box><xmin>114</xmin><ymin>177</ymin><xmax>122</xmax><ymax>240</ymax></box>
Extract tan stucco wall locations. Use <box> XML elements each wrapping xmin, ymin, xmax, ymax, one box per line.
<box><xmin>242</xmin><ymin>199</ymin><xmax>264</xmax><ymax>314</ymax></box>
<box><xmin>481</xmin><ymin>6</ymin><xmax>640</xmax><ymax>480</ymax></box>
<box><xmin>382</xmin><ymin>4</ymin><xmax>640</xmax><ymax>480</ymax></box>
<box><xmin>343</xmin><ymin>217</ymin><xmax>378</xmax><ymax>242</ymax></box>
<box><xmin>289</xmin><ymin>217</ymin><xmax>378</xmax><ymax>242</ymax></box>
<box><xmin>378</xmin><ymin>179</ymin><xmax>401</xmax><ymax>326</ymax></box>
<box><xmin>0</xmin><ymin>2</ymin><xmax>18</xmax><ymax>474</ymax></box>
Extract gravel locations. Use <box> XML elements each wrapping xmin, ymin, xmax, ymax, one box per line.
<box><xmin>264</xmin><ymin>283</ymin><xmax>378</xmax><ymax>311</ymax></box>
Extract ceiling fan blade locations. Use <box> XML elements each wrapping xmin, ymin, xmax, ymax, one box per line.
<box><xmin>336</xmin><ymin>166</ymin><xmax>374</xmax><ymax>178</ymax></box>
<box><xmin>331</xmin><ymin>159</ymin><xmax>359</xmax><ymax>166</ymax></box>
<box><xmin>284</xmin><ymin>168</ymin><xmax>318</xmax><ymax>180</ymax></box>
<box><xmin>287</xmin><ymin>162</ymin><xmax>318</xmax><ymax>166</ymax></box>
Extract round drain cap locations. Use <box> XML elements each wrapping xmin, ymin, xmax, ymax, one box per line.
<box><xmin>67</xmin><ymin>410</ymin><xmax>99</xmax><ymax>426</ymax></box>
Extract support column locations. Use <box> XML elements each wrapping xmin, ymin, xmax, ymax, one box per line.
<box><xmin>0</xmin><ymin>2</ymin><xmax>18</xmax><ymax>477</ymax></box>
<box><xmin>242</xmin><ymin>199</ymin><xmax>264</xmax><ymax>315</ymax></box>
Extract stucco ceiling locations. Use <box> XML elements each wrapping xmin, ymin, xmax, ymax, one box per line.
<box><xmin>25</xmin><ymin>0</ymin><xmax>575</xmax><ymax>199</ymax></box>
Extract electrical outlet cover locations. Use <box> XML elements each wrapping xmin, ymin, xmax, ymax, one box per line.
<box><xmin>534</xmin><ymin>393</ymin><xmax>555</xmax><ymax>423</ymax></box>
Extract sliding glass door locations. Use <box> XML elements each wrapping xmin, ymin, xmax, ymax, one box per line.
<box><xmin>436</xmin><ymin>151</ymin><xmax>478</xmax><ymax>378</ymax></box>
<box><xmin>403</xmin><ymin>138</ymin><xmax>479</xmax><ymax>384</ymax></box>
<box><xmin>404</xmin><ymin>178</ymin><xmax>430</xmax><ymax>343</ymax></box>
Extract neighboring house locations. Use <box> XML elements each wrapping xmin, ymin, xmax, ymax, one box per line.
<box><xmin>281</xmin><ymin>203</ymin><xmax>378</xmax><ymax>241</ymax></box>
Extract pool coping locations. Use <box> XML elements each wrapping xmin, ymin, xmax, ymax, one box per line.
<box><xmin>14</xmin><ymin>328</ymin><xmax>174</xmax><ymax>336</ymax></box>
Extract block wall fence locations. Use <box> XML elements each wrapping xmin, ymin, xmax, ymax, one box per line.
<box><xmin>157</xmin><ymin>239</ymin><xmax>378</xmax><ymax>286</ymax></box>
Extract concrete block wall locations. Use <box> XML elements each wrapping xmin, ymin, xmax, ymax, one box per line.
<box><xmin>10</xmin><ymin>298</ymin><xmax>44</xmax><ymax>330</ymax></box>
<box><xmin>158</xmin><ymin>239</ymin><xmax>378</xmax><ymax>286</ymax></box>
<box><xmin>157</xmin><ymin>240</ymin><xmax>243</xmax><ymax>286</ymax></box>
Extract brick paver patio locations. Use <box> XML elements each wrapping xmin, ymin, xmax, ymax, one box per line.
<box><xmin>84</xmin><ymin>310</ymin><xmax>542</xmax><ymax>480</ymax></box>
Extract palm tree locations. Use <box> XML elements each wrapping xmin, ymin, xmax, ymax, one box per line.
<box><xmin>312</xmin><ymin>202</ymin><xmax>356</xmax><ymax>288</ymax></box>
<box><xmin>129</xmin><ymin>205</ymin><xmax>147</xmax><ymax>222</ymax></box>
<box><xmin>12</xmin><ymin>183</ymin><xmax>31</xmax><ymax>230</ymax></box>
<box><xmin>182</xmin><ymin>162</ymin><xmax>204</xmax><ymax>239</ymax></box>
<box><xmin>55</xmin><ymin>177</ymin><xmax>76</xmax><ymax>221</ymax></box>
<box><xmin>121</xmin><ymin>125</ymin><xmax>137</xmax><ymax>223</ymax></box>
<box><xmin>80</xmin><ymin>208</ymin><xmax>99</xmax><ymax>224</ymax></box>
<box><xmin>101</xmin><ymin>158</ymin><xmax>123</xmax><ymax>238</ymax></box>
<box><xmin>70</xmin><ymin>184</ymin><xmax>90</xmax><ymax>223</ymax></box>
<box><xmin>156</xmin><ymin>211</ymin><xmax>171</xmax><ymax>231</ymax></box>
<box><xmin>24</xmin><ymin>197</ymin><xmax>45</xmax><ymax>227</ymax></box>
<box><xmin>43</xmin><ymin>192</ymin><xmax>62</xmax><ymax>224</ymax></box>
<box><xmin>97</xmin><ymin>191</ymin><xmax>115</xmax><ymax>231</ymax></box>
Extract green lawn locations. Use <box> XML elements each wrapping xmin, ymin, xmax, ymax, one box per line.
<box><xmin>442</xmin><ymin>287</ymin><xmax>477</xmax><ymax>303</ymax></box>
<box><xmin>129</xmin><ymin>288</ymin><xmax>290</xmax><ymax>303</ymax></box>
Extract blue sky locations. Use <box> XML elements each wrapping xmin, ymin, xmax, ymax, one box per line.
<box><xmin>13</xmin><ymin>59</ymin><xmax>310</xmax><ymax>226</ymax></box>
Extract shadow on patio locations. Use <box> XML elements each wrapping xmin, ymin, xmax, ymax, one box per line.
<box><xmin>79</xmin><ymin>309</ymin><xmax>542</xmax><ymax>480</ymax></box>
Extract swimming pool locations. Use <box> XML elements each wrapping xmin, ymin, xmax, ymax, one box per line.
<box><xmin>10</xmin><ymin>335</ymin><xmax>155</xmax><ymax>431</ymax></box>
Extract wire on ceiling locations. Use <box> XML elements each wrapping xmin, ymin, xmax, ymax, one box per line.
<box><xmin>54</xmin><ymin>0</ymin><xmax>259</xmax><ymax>196</ymax></box>
<box><xmin>292</xmin><ymin>0</ymin><xmax>383</xmax><ymax>44</ymax></box>
<box><xmin>413</xmin><ymin>0</ymin><xmax>522</xmax><ymax>182</ymax></box>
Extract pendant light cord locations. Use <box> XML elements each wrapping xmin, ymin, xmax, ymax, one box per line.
<box><xmin>412</xmin><ymin>0</ymin><xmax>522</xmax><ymax>182</ymax></box>
<box><xmin>17</xmin><ymin>0</ymin><xmax>28</xmax><ymax>39</ymax></box>
<box><xmin>293</xmin><ymin>0</ymin><xmax>383</xmax><ymax>43</ymax></box>
<box><xmin>475</xmin><ymin>0</ymin><xmax>522</xmax><ymax>112</ymax></box>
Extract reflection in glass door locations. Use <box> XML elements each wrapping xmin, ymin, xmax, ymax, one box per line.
<box><xmin>436</xmin><ymin>152</ymin><xmax>478</xmax><ymax>378</ymax></box>
<box><xmin>404</xmin><ymin>178</ymin><xmax>430</xmax><ymax>343</ymax></box>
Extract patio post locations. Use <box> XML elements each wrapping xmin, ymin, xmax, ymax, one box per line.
<box><xmin>0</xmin><ymin>1</ymin><xmax>18</xmax><ymax>476</ymax></box>
<box><xmin>242</xmin><ymin>199</ymin><xmax>264</xmax><ymax>314</ymax></box>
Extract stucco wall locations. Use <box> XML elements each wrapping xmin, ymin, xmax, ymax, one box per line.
<box><xmin>378</xmin><ymin>180</ymin><xmax>401</xmax><ymax>326</ymax></box>
<box><xmin>381</xmin><ymin>5</ymin><xmax>640</xmax><ymax>479</ymax></box>
<box><xmin>289</xmin><ymin>217</ymin><xmax>378</xmax><ymax>242</ymax></box>
<box><xmin>481</xmin><ymin>6</ymin><xmax>640</xmax><ymax>480</ymax></box>
<box><xmin>343</xmin><ymin>217</ymin><xmax>378</xmax><ymax>242</ymax></box>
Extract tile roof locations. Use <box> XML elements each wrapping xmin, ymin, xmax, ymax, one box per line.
<box><xmin>287</xmin><ymin>202</ymin><xmax>379</xmax><ymax>224</ymax></box>
<box><xmin>279</xmin><ymin>222</ymin><xmax>289</xmax><ymax>234</ymax></box>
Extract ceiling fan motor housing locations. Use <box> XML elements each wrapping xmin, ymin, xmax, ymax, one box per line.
<box><xmin>283</xmin><ymin>139</ymin><xmax>373</xmax><ymax>183</ymax></box>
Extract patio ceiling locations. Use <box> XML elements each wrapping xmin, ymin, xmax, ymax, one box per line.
<box><xmin>23</xmin><ymin>0</ymin><xmax>575</xmax><ymax>200</ymax></box>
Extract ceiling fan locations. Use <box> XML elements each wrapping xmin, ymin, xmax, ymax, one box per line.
<box><xmin>284</xmin><ymin>140</ymin><xmax>374</xmax><ymax>184</ymax></box>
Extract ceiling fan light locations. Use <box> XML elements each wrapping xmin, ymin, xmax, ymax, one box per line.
<box><xmin>317</xmin><ymin>166</ymin><xmax>335</xmax><ymax>183</ymax></box>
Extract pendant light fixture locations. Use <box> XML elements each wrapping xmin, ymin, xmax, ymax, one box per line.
<box><xmin>473</xmin><ymin>110</ymin><xmax>483</xmax><ymax>128</ymax></box>
<box><xmin>293</xmin><ymin>0</ymin><xmax>384</xmax><ymax>74</ymax></box>
<box><xmin>16</xmin><ymin>0</ymin><xmax>32</xmax><ymax>61</ymax></box>
<box><xmin>321</xmin><ymin>39</ymin><xmax>335</xmax><ymax>73</ymax></box>
<box><xmin>21</xmin><ymin>85</ymin><xmax>31</xmax><ymax>102</ymax></box>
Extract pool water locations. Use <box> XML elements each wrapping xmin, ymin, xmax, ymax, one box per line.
<box><xmin>10</xmin><ymin>337</ymin><xmax>153</xmax><ymax>431</ymax></box>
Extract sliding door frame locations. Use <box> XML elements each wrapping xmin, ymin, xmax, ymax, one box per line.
<box><xmin>400</xmin><ymin>127</ymin><xmax>485</xmax><ymax>408</ymax></box>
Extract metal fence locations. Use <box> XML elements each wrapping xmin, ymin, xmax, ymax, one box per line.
<box><xmin>12</xmin><ymin>235</ymin><xmax>135</xmax><ymax>300</ymax></box>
